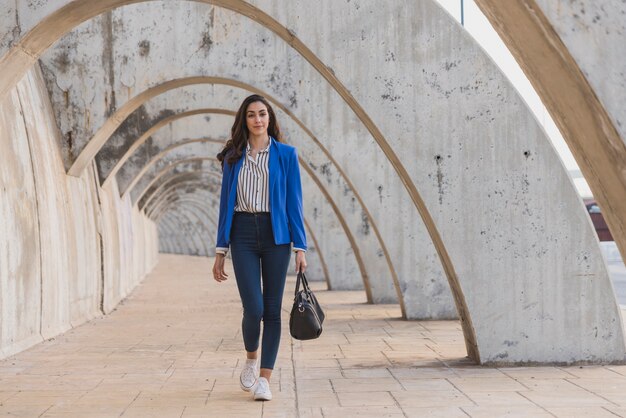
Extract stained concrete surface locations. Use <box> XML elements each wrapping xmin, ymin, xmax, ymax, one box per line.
<box><xmin>2</xmin><ymin>254</ymin><xmax>626</xmax><ymax>417</ymax></box>
<box><xmin>604</xmin><ymin>242</ymin><xmax>626</xmax><ymax>306</ymax></box>
<box><xmin>0</xmin><ymin>65</ymin><xmax>158</xmax><ymax>359</ymax></box>
<box><xmin>20</xmin><ymin>0</ymin><xmax>620</xmax><ymax>363</ymax></box>
<box><xmin>1</xmin><ymin>0</ymin><xmax>623</xmax><ymax>364</ymax></box>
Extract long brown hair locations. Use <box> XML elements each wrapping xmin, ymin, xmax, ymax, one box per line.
<box><xmin>217</xmin><ymin>94</ymin><xmax>282</xmax><ymax>168</ymax></box>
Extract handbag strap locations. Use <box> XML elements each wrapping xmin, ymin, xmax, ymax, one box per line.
<box><xmin>295</xmin><ymin>271</ymin><xmax>311</xmax><ymax>296</ymax></box>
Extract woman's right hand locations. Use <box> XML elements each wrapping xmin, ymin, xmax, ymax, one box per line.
<box><xmin>212</xmin><ymin>254</ymin><xmax>229</xmax><ymax>282</ymax></box>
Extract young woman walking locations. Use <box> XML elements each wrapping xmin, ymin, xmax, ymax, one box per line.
<box><xmin>212</xmin><ymin>94</ymin><xmax>307</xmax><ymax>401</ymax></box>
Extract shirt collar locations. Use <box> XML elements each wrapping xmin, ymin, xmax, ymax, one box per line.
<box><xmin>246</xmin><ymin>137</ymin><xmax>272</xmax><ymax>154</ymax></box>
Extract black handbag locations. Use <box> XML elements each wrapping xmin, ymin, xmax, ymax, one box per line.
<box><xmin>289</xmin><ymin>272</ymin><xmax>325</xmax><ymax>340</ymax></box>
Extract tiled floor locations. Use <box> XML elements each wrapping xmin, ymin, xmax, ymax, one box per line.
<box><xmin>2</xmin><ymin>254</ymin><xmax>626</xmax><ymax>417</ymax></box>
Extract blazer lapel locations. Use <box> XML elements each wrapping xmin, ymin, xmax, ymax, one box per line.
<box><xmin>269</xmin><ymin>137</ymin><xmax>279</xmax><ymax>200</ymax></box>
<box><xmin>229</xmin><ymin>154</ymin><xmax>244</xmax><ymax>206</ymax></box>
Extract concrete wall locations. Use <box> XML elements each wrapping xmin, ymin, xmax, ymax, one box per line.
<box><xmin>1</xmin><ymin>0</ymin><xmax>623</xmax><ymax>364</ymax></box>
<box><xmin>534</xmin><ymin>1</ymin><xmax>625</xmax><ymax>146</ymax></box>
<box><xmin>0</xmin><ymin>65</ymin><xmax>158</xmax><ymax>358</ymax></box>
<box><xmin>474</xmin><ymin>0</ymin><xmax>626</xmax><ymax>274</ymax></box>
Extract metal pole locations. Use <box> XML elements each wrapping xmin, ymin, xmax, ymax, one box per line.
<box><xmin>461</xmin><ymin>0</ymin><xmax>465</xmax><ymax>26</ymax></box>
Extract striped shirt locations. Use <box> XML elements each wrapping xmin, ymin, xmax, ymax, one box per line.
<box><xmin>235</xmin><ymin>141</ymin><xmax>270</xmax><ymax>213</ymax></box>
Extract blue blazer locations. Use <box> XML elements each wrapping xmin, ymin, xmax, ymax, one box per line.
<box><xmin>216</xmin><ymin>137</ymin><xmax>307</xmax><ymax>252</ymax></box>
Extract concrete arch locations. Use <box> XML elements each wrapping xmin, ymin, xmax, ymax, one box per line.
<box><xmin>112</xmin><ymin>103</ymin><xmax>399</xmax><ymax>303</ymax></box>
<box><xmin>140</xmin><ymin>170</ymin><xmax>222</xmax><ymax>212</ymax></box>
<box><xmin>111</xmin><ymin>99</ymin><xmax>400</xmax><ymax>304</ymax></box>
<box><xmin>157</xmin><ymin>198</ymin><xmax>217</xmax><ymax>235</ymax></box>
<box><xmin>152</xmin><ymin>189</ymin><xmax>218</xmax><ymax>252</ymax></box>
<box><xmin>162</xmin><ymin>205</ymin><xmax>211</xmax><ymax>256</ymax></box>
<box><xmin>158</xmin><ymin>211</ymin><xmax>198</xmax><ymax>255</ymax></box>
<box><xmin>6</xmin><ymin>0</ymin><xmax>618</xmax><ymax>363</ymax></box>
<box><xmin>116</xmin><ymin>109</ymin><xmax>394</xmax><ymax>302</ymax></box>
<box><xmin>149</xmin><ymin>183</ymin><xmax>219</xmax><ymax>254</ymax></box>
<box><xmin>102</xmin><ymin>108</ymin><xmax>234</xmax><ymax>186</ymax></box>
<box><xmin>137</xmin><ymin>163</ymin><xmax>222</xmax><ymax>210</ymax></box>
<box><xmin>148</xmin><ymin>182</ymin><xmax>219</xmax><ymax>222</ymax></box>
<box><xmin>130</xmin><ymin>146</ymin><xmax>370</xmax><ymax>294</ymax></box>
<box><xmin>119</xmin><ymin>137</ymin><xmax>224</xmax><ymax>196</ymax></box>
<box><xmin>91</xmin><ymin>79</ymin><xmax>403</xmax><ymax>306</ymax></box>
<box><xmin>2</xmin><ymin>0</ymin><xmax>469</xmax><ymax>346</ymax></box>
<box><xmin>154</xmin><ymin>197</ymin><xmax>218</xmax><ymax>227</ymax></box>
<box><xmin>158</xmin><ymin>215</ymin><xmax>183</xmax><ymax>254</ymax></box>
<box><xmin>159</xmin><ymin>208</ymin><xmax>208</xmax><ymax>256</ymax></box>
<box><xmin>474</xmin><ymin>0</ymin><xmax>626</xmax><ymax>263</ymax></box>
<box><xmin>132</xmin><ymin>157</ymin><xmax>221</xmax><ymax>206</ymax></box>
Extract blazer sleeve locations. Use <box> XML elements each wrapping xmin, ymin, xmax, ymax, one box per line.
<box><xmin>215</xmin><ymin>161</ymin><xmax>231</xmax><ymax>252</ymax></box>
<box><xmin>286</xmin><ymin>147</ymin><xmax>307</xmax><ymax>251</ymax></box>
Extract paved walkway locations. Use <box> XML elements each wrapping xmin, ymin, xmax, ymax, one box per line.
<box><xmin>2</xmin><ymin>254</ymin><xmax>626</xmax><ymax>417</ymax></box>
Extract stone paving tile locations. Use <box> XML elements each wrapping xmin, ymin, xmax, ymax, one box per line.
<box><xmin>463</xmin><ymin>391</ymin><xmax>536</xmax><ymax>406</ymax></box>
<box><xmin>401</xmin><ymin>406</ymin><xmax>469</xmax><ymax>417</ymax></box>
<box><xmin>0</xmin><ymin>405</ymin><xmax>55</xmax><ymax>416</ymax></box>
<box><xmin>498</xmin><ymin>366</ymin><xmax>577</xmax><ymax>379</ymax></box>
<box><xmin>1</xmin><ymin>254</ymin><xmax>626</xmax><ymax>417</ymax></box>
<box><xmin>605</xmin><ymin>406</ymin><xmax>626</xmax><ymax>416</ymax></box>
<box><xmin>331</xmin><ymin>377</ymin><xmax>403</xmax><ymax>392</ymax></box>
<box><xmin>518</xmin><ymin>389</ymin><xmax>612</xmax><ymax>407</ymax></box>
<box><xmin>546</xmin><ymin>406</ymin><xmax>622</xmax><ymax>417</ymax></box>
<box><xmin>447</xmin><ymin>376</ymin><xmax>529</xmax><ymax>392</ymax></box>
<box><xmin>336</xmin><ymin>391</ymin><xmax>396</xmax><ymax>406</ymax></box>
<box><xmin>340</xmin><ymin>367</ymin><xmax>392</xmax><ymax>378</ymax></box>
<box><xmin>390</xmin><ymin>389</ymin><xmax>475</xmax><ymax>408</ymax></box>
<box><xmin>298</xmin><ymin>392</ymin><xmax>340</xmax><ymax>408</ymax></box>
<box><xmin>320</xmin><ymin>405</ymin><xmax>405</xmax><ymax>417</ymax></box>
<box><xmin>397</xmin><ymin>378</ymin><xmax>457</xmax><ymax>391</ymax></box>
<box><xmin>563</xmin><ymin>365</ymin><xmax>626</xmax><ymax>378</ymax></box>
<box><xmin>461</xmin><ymin>405</ymin><xmax>554</xmax><ymax>417</ymax></box>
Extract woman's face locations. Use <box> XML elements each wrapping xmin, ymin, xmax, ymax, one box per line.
<box><xmin>246</xmin><ymin>101</ymin><xmax>270</xmax><ymax>136</ymax></box>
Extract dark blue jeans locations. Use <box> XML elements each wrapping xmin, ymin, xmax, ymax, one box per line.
<box><xmin>230</xmin><ymin>212</ymin><xmax>291</xmax><ymax>370</ymax></box>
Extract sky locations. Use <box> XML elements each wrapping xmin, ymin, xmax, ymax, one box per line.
<box><xmin>434</xmin><ymin>0</ymin><xmax>593</xmax><ymax>198</ymax></box>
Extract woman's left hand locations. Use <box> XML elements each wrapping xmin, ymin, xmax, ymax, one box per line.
<box><xmin>295</xmin><ymin>251</ymin><xmax>307</xmax><ymax>273</ymax></box>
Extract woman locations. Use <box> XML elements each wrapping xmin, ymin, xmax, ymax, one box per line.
<box><xmin>212</xmin><ymin>94</ymin><xmax>307</xmax><ymax>401</ymax></box>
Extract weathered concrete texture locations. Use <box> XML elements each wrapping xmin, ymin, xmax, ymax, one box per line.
<box><xmin>301</xmin><ymin>222</ymin><xmax>328</xmax><ymax>283</ymax></box>
<box><xmin>34</xmin><ymin>1</ymin><xmax>449</xmax><ymax>317</ymax></box>
<box><xmin>146</xmin><ymin>173</ymin><xmax>220</xmax><ymax>258</ymax></box>
<box><xmin>156</xmin><ymin>192</ymin><xmax>217</xmax><ymax>257</ymax></box>
<box><xmin>96</xmin><ymin>89</ymin><xmax>234</xmax><ymax>182</ymax></box>
<box><xmin>161</xmin><ymin>205</ymin><xmax>213</xmax><ymax>257</ymax></box>
<box><xmin>15</xmin><ymin>66</ymin><xmax>99</xmax><ymax>337</ymax></box>
<box><xmin>147</xmin><ymin>179</ymin><xmax>219</xmax><ymax>218</ymax></box>
<box><xmin>534</xmin><ymin>1</ymin><xmax>625</xmax><ymax>145</ymax></box>
<box><xmin>0</xmin><ymin>3</ymin><xmax>20</xmax><ymax>53</ymax></box>
<box><xmin>474</xmin><ymin>0</ymin><xmax>626</xmax><ymax>278</ymax></box>
<box><xmin>116</xmin><ymin>139</ymin><xmax>225</xmax><ymax>196</ymax></box>
<box><xmin>0</xmin><ymin>65</ymin><xmax>158</xmax><ymax>358</ymax></box>
<box><xmin>126</xmin><ymin>145</ymin><xmax>223</xmax><ymax>204</ymax></box>
<box><xmin>2</xmin><ymin>0</ymin><xmax>622</xmax><ymax>363</ymax></box>
<box><xmin>262</xmin><ymin>0</ymin><xmax>623</xmax><ymax>362</ymax></box>
<box><xmin>302</xmin><ymin>172</ymin><xmax>363</xmax><ymax>291</ymax></box>
<box><xmin>139</xmin><ymin>170</ymin><xmax>221</xmax><ymax>211</ymax></box>
<box><xmin>99</xmin><ymin>177</ymin><xmax>157</xmax><ymax>313</ymax></box>
<box><xmin>0</xmin><ymin>73</ymin><xmax>42</xmax><ymax>359</ymax></box>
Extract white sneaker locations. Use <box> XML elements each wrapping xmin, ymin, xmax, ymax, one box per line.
<box><xmin>239</xmin><ymin>359</ymin><xmax>258</xmax><ymax>392</ymax></box>
<box><xmin>253</xmin><ymin>377</ymin><xmax>272</xmax><ymax>401</ymax></box>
